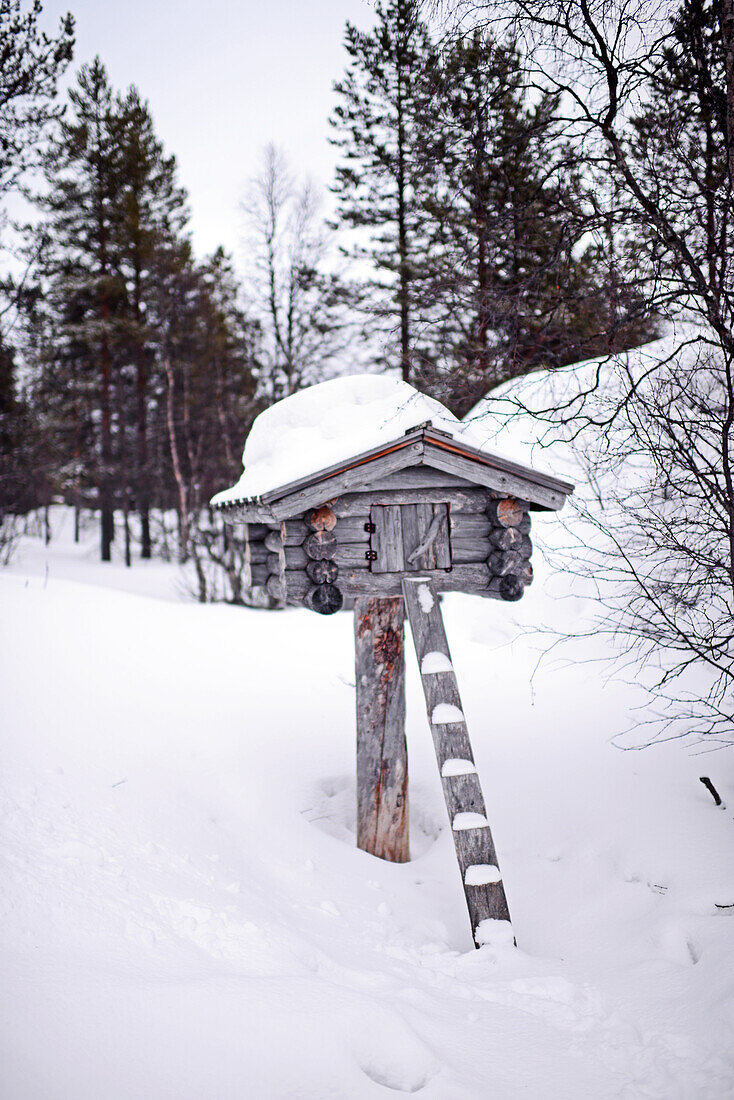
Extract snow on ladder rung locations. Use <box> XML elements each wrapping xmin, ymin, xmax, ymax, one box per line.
<box><xmin>432</xmin><ymin>703</ymin><xmax>465</xmax><ymax>725</ymax></box>
<box><xmin>441</xmin><ymin>758</ymin><xmax>476</xmax><ymax>777</ymax></box>
<box><xmin>421</xmin><ymin>651</ymin><xmax>453</xmax><ymax>675</ymax></box>
<box><xmin>452</xmin><ymin>812</ymin><xmax>489</xmax><ymax>830</ymax></box>
<box><xmin>464</xmin><ymin>864</ymin><xmax>502</xmax><ymax>885</ymax></box>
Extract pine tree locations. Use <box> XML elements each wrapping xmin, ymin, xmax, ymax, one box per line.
<box><xmin>111</xmin><ymin>85</ymin><xmax>188</xmax><ymax>558</ymax></box>
<box><xmin>0</xmin><ymin>0</ymin><xmax>74</xmax><ymax>200</ymax></box>
<box><xmin>42</xmin><ymin>58</ymin><xmax>123</xmax><ymax>560</ymax></box>
<box><xmin>415</xmin><ymin>30</ymin><xmax>654</xmax><ymax>414</ymax></box>
<box><xmin>330</xmin><ymin>0</ymin><xmax>436</xmax><ymax>383</ymax></box>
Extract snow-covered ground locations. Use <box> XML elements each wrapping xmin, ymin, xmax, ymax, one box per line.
<box><xmin>2</xmin><ymin>506</ymin><xmax>733</xmax><ymax>1098</ymax></box>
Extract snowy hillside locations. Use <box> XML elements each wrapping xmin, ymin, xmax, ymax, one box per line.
<box><xmin>2</xmin><ymin>502</ymin><xmax>734</xmax><ymax>1098</ymax></box>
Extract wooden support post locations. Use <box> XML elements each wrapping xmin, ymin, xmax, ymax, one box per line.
<box><xmin>354</xmin><ymin>597</ymin><xmax>409</xmax><ymax>862</ymax></box>
<box><xmin>401</xmin><ymin>576</ymin><xmax>512</xmax><ymax>946</ymax></box>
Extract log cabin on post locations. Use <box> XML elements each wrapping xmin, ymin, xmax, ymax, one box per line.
<box><xmin>212</xmin><ymin>376</ymin><xmax>574</xmax><ymax>948</ymax></box>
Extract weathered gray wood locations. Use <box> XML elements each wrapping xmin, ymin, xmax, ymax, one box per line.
<box><xmin>487</xmin><ymin>549</ymin><xmax>524</xmax><ymax>576</ymax></box>
<box><xmin>218</xmin><ymin>501</ymin><xmax>279</xmax><ymax>524</ymax></box>
<box><xmin>518</xmin><ymin>560</ymin><xmax>533</xmax><ymax>586</ymax></box>
<box><xmin>264</xmin><ymin>529</ymin><xmax>283</xmax><ymax>553</ymax></box>
<box><xmin>246</xmin><ymin>542</ymin><xmax>270</xmax><ymax>564</ymax></box>
<box><xmin>451</xmin><ymin>513</ymin><xmax>491</xmax><ymax>539</ymax></box>
<box><xmin>215</xmin><ymin>427</ymin><xmax>572</xmax><ymax>522</ymax></box>
<box><xmin>243</xmin><ymin>526</ymin><xmax>254</xmax><ymax>588</ymax></box>
<box><xmin>486</xmin><ymin>497</ymin><xmax>528</xmax><ymax>528</ymax></box>
<box><xmin>266</xmin><ymin>573</ymin><xmax>284</xmax><ymax>600</ymax></box>
<box><xmin>280</xmin><ymin>520</ymin><xmax>309</xmax><ymax>545</ymax></box>
<box><xmin>488</xmin><ymin>527</ymin><xmax>525</xmax><ymax>552</ymax></box>
<box><xmin>267</xmin><ymin>443</ymin><xmax>424</xmax><ymax>520</ymax></box>
<box><xmin>339</xmin><ymin>563</ymin><xmax>494</xmax><ymax>598</ymax></box>
<box><xmin>363</xmin><ymin>467</ymin><xmax>478</xmax><ymax>491</ymax></box>
<box><xmin>258</xmin><ymin>431</ymin><xmax>424</xmax><ymax>503</ymax></box>
<box><xmin>451</xmin><ymin>538</ymin><xmax>493</xmax><ymax>565</ymax></box>
<box><xmin>246</xmin><ymin>523</ymin><xmax>271</xmax><ymax>540</ymax></box>
<box><xmin>327</xmin><ymin>510</ymin><xmax>495</xmax><ymax>545</ymax></box>
<box><xmin>401</xmin><ymin>577</ymin><xmax>512</xmax><ymax>943</ymax></box>
<box><xmin>423</xmin><ymin>427</ymin><xmax>573</xmax><ymax>500</ymax></box>
<box><xmin>283</xmin><ymin>544</ymin><xmax>373</xmax><ymax>570</ymax></box>
<box><xmin>304</xmin><ymin>583</ymin><xmax>343</xmax><ymax>615</ymax></box>
<box><xmin>282</xmin><ymin>571</ymin><xmax>311</xmax><ymax>600</ymax></box>
<box><xmin>354</xmin><ymin>597</ymin><xmax>409</xmax><ymax>863</ymax></box>
<box><xmin>306</xmin><ymin>505</ymin><xmax>337</xmax><ymax>531</ymax></box>
<box><xmin>303</xmin><ymin>530</ymin><xmax>337</xmax><ymax>560</ymax></box>
<box><xmin>333</xmin><ymin>487</ymin><xmax>494</xmax><ymax>517</ymax></box>
<box><xmin>276</xmin><ymin>523</ymin><xmax>287</xmax><ymax>601</ymax></box>
<box><xmin>306</xmin><ymin>558</ymin><xmax>339</xmax><ymax>584</ymax></box>
<box><xmin>517</xmin><ymin>513</ymin><xmax>532</xmax><ymax>536</ymax></box>
<box><xmin>327</xmin><ymin>515</ymin><xmax>371</xmax><ymax>542</ymax></box>
<box><xmin>249</xmin><ymin>562</ymin><xmax>269</xmax><ymax>587</ymax></box>
<box><xmin>487</xmin><ymin>575</ymin><xmax>523</xmax><ymax>601</ymax></box>
<box><xmin>371</xmin><ymin>505</ymin><xmax>404</xmax><ymax>572</ymax></box>
<box><xmin>403</xmin><ymin>503</ymin><xmax>451</xmax><ymax>570</ymax></box>
<box><xmin>423</xmin><ymin>446</ymin><xmax>567</xmax><ymax>511</ymax></box>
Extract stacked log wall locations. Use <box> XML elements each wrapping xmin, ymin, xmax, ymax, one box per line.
<box><xmin>260</xmin><ymin>485</ymin><xmax>535</xmax><ymax>608</ymax></box>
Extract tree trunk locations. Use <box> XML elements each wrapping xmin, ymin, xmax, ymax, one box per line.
<box><xmin>354</xmin><ymin>596</ymin><xmax>409</xmax><ymax>862</ymax></box>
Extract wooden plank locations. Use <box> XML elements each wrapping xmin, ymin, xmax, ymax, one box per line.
<box><xmin>402</xmin><ymin>503</ymin><xmax>451</xmax><ymax>571</ymax></box>
<box><xmin>218</xmin><ymin>501</ymin><xmax>279</xmax><ymax>524</ymax></box>
<box><xmin>371</xmin><ymin>505</ymin><xmax>404</xmax><ymax>572</ymax></box>
<box><xmin>451</xmin><ymin>513</ymin><xmax>491</xmax><ymax>539</ymax></box>
<box><xmin>330</xmin><ymin>515</ymin><xmax>371</xmax><ymax>542</ymax></box>
<box><xmin>354</xmin><ymin>597</ymin><xmax>409</xmax><ymax>863</ymax></box>
<box><xmin>333</xmin><ymin>487</ymin><xmax>493</xmax><ymax>517</ymax></box>
<box><xmin>424</xmin><ymin>446</ymin><xmax>567</xmax><ymax>511</ymax></box>
<box><xmin>282</xmin><ymin>544</ymin><xmax>372</xmax><ymax>570</ymax></box>
<box><xmin>260</xmin><ymin>430</ymin><xmax>424</xmax><ymax>504</ymax></box>
<box><xmin>267</xmin><ymin>444</ymin><xmax>424</xmax><ymax>520</ymax></box>
<box><xmin>363</xmin><ymin>467</ymin><xmax>478</xmax><ymax>491</ymax></box>
<box><xmin>339</xmin><ymin>563</ymin><xmax>495</xmax><ymax>598</ymax></box>
<box><xmin>401</xmin><ymin>577</ymin><xmax>512</xmax><ymax>944</ymax></box>
<box><xmin>423</xmin><ymin>428</ymin><xmax>574</xmax><ymax>497</ymax></box>
<box><xmin>451</xmin><ymin>540</ymin><xmax>493</xmax><ymax>565</ymax></box>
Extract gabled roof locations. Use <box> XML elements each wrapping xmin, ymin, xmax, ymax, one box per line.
<box><xmin>213</xmin><ymin>422</ymin><xmax>574</xmax><ymax>523</ymax></box>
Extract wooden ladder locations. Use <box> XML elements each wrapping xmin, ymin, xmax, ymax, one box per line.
<box><xmin>401</xmin><ymin>576</ymin><xmax>513</xmax><ymax>946</ymax></box>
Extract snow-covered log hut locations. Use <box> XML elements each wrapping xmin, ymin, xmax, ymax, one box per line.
<box><xmin>212</xmin><ymin>376</ymin><xmax>573</xmax><ymax>614</ymax></box>
<box><xmin>212</xmin><ymin>376</ymin><xmax>574</xmax><ymax>947</ymax></box>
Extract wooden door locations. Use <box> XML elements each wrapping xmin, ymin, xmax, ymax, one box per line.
<box><xmin>370</xmin><ymin>503</ymin><xmax>451</xmax><ymax>573</ymax></box>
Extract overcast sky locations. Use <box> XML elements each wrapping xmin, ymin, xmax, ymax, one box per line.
<box><xmin>40</xmin><ymin>0</ymin><xmax>377</xmax><ymax>264</ymax></box>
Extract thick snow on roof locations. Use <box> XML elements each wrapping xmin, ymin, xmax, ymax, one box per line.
<box><xmin>463</xmin><ymin>324</ymin><xmax>708</xmax><ymax>486</ymax></box>
<box><xmin>212</xmin><ymin>374</ymin><xmax>486</xmax><ymax>505</ymax></box>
